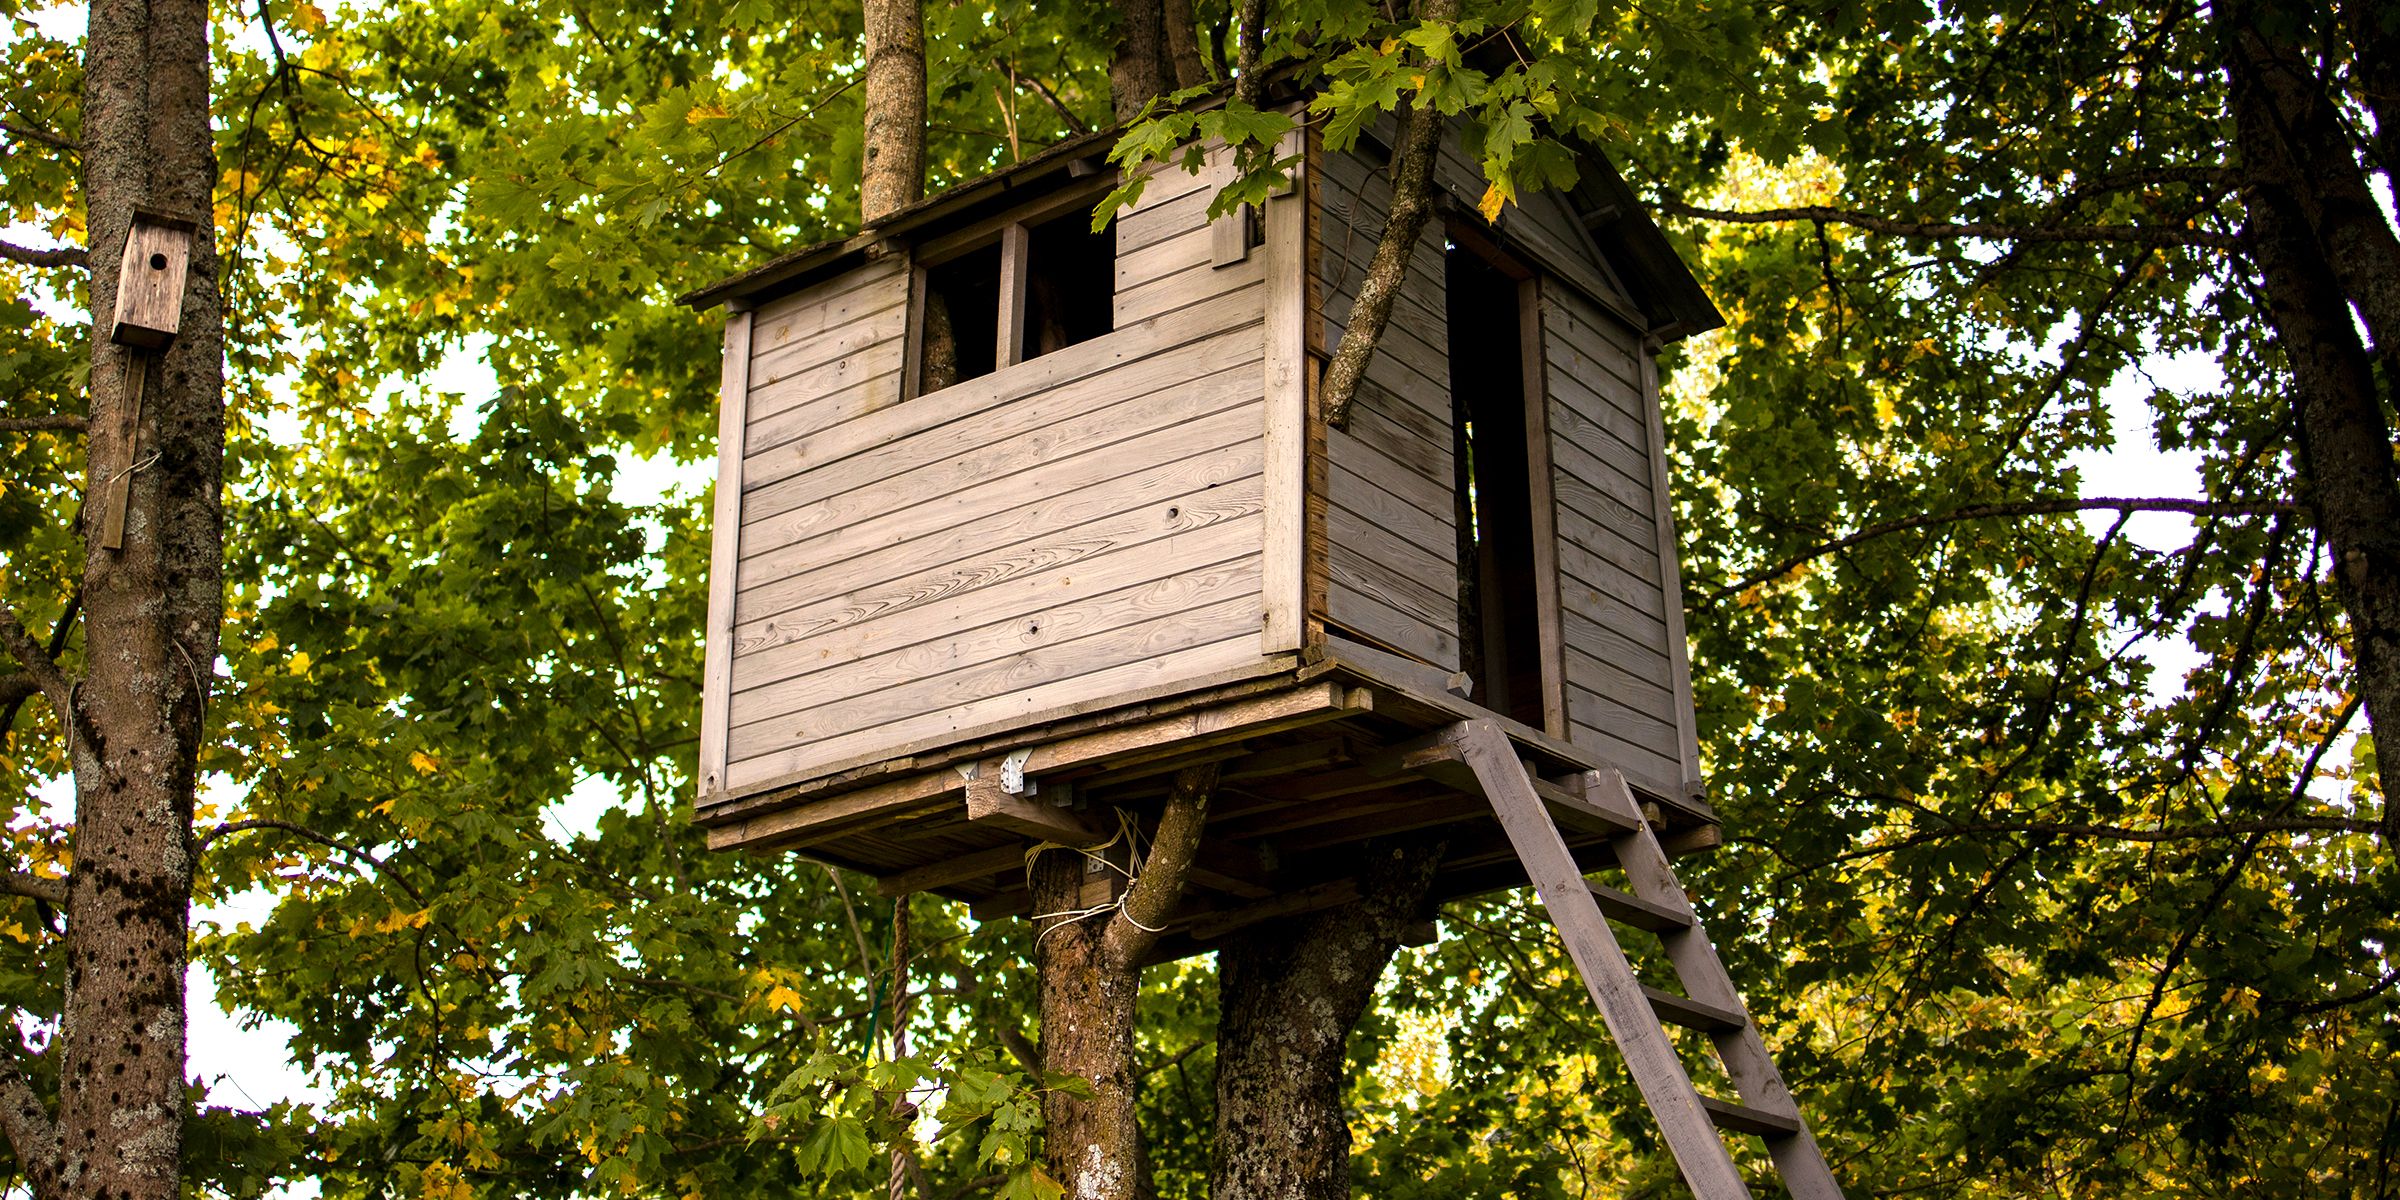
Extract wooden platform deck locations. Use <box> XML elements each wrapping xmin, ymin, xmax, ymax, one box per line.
<box><xmin>697</xmin><ymin>642</ymin><xmax>1720</xmax><ymax>957</ymax></box>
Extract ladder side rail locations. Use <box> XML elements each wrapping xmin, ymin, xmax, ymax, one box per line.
<box><xmin>1585</xmin><ymin>768</ymin><xmax>1847</xmax><ymax>1200</ymax></box>
<box><xmin>1444</xmin><ymin>722</ymin><xmax>1755</xmax><ymax>1200</ymax></box>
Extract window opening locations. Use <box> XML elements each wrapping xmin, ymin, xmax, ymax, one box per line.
<box><xmin>914</xmin><ymin>207</ymin><xmax>1116</xmax><ymax>397</ymax></box>
<box><xmin>1446</xmin><ymin>242</ymin><xmax>1544</xmax><ymax>727</ymax></box>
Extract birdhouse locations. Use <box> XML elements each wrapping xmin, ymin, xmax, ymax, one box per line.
<box><xmin>109</xmin><ymin>209</ymin><xmax>196</xmax><ymax>350</ymax></box>
<box><xmin>680</xmin><ymin>110</ymin><xmax>1726</xmax><ymax>933</ymax></box>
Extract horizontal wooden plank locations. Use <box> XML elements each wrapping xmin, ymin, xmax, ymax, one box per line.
<box><xmin>1549</xmin><ymin>280</ymin><xmax>1645</xmax><ymax>360</ymax></box>
<box><xmin>744</xmin><ymin>314</ymin><xmax>1264</xmax><ymax>520</ymax></box>
<box><xmin>749</xmin><ymin>294</ymin><xmax>910</xmax><ymax>400</ymax></box>
<box><xmin>1334</xmin><ymin>379</ymin><xmax>1451</xmax><ymax>478</ymax></box>
<box><xmin>745</xmin><ymin>255</ymin><xmax>907</xmax><ymax>335</ymax></box>
<box><xmin>1564</xmin><ymin>715</ymin><xmax>1685</xmax><ymax>800</ymax></box>
<box><xmin>727</xmin><ymin>633</ymin><xmax>1270</xmax><ymax>790</ymax></box>
<box><xmin>732</xmin><ymin>549</ymin><xmax>1263</xmax><ymax>727</ymax></box>
<box><xmin>1555</xmin><ymin>528</ymin><xmax>1667</xmax><ymax>620</ymax></box>
<box><xmin>1551</xmin><ymin>435</ymin><xmax>1655</xmax><ymax>526</ymax></box>
<box><xmin>749</xmin><ymin>261</ymin><xmax>908</xmax><ymax>365</ymax></box>
<box><xmin>1328</xmin><ymin>455</ymin><xmax>1452</xmax><ymax>545</ymax></box>
<box><xmin>1117</xmin><ymin>221</ymin><xmax>1214</xmax><ymax>293</ymax></box>
<box><xmin>1563</xmin><ymin>642</ymin><xmax>1679</xmax><ymax>726</ymax></box>
<box><xmin>1330</xmin><ymin>435</ymin><xmax>1452</xmax><ymax>529</ymax></box>
<box><xmin>1115</xmin><ymin>257</ymin><xmax>1265</xmax><ymax>326</ymax></box>
<box><xmin>1545</xmin><ymin>386</ymin><xmax>1654</xmax><ymax>499</ymax></box>
<box><xmin>1554</xmin><ymin>491</ymin><xmax>1662</xmax><ymax>588</ymax></box>
<box><xmin>1553</xmin><ymin>470</ymin><xmax>1661</xmax><ymax>575</ymax></box>
<box><xmin>738</xmin><ymin>389</ymin><xmax>1264</xmax><ymax>617</ymax></box>
<box><xmin>1327</xmin><ymin>560</ymin><xmax>1459</xmax><ymax>670</ymax></box>
<box><xmin>732</xmin><ymin>590</ymin><xmax>1266</xmax><ymax>756</ymax></box>
<box><xmin>734</xmin><ymin>478</ymin><xmax>1265</xmax><ymax>656</ymax></box>
<box><xmin>744</xmin><ymin>336</ymin><xmax>908</xmax><ymax>438</ymax></box>
<box><xmin>746</xmin><ymin>367</ymin><xmax>907</xmax><ymax>458</ymax></box>
<box><xmin>1546</xmin><ymin>339</ymin><xmax>1650</xmax><ymax>446</ymax></box>
<box><xmin>1328</xmin><ymin>504</ymin><xmax>1458</xmax><ymax>626</ymax></box>
<box><xmin>1560</xmin><ymin>605</ymin><xmax>1672</xmax><ymax>683</ymax></box>
<box><xmin>1116</xmin><ymin>162</ymin><xmax>1226</xmax><ymax>253</ymax></box>
<box><xmin>748</xmin><ymin>289</ymin><xmax>1268</xmax><ymax>496</ymax></box>
<box><xmin>1586</xmin><ymin>880</ymin><xmax>1691</xmax><ymax>933</ymax></box>
<box><xmin>1565</xmin><ymin>681</ymin><xmax>1683</xmax><ymax>765</ymax></box>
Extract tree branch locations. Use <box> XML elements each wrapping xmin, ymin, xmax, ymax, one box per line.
<box><xmin>0</xmin><ymin>119</ymin><xmax>78</xmax><ymax>152</ymax></box>
<box><xmin>0</xmin><ymin>416</ymin><xmax>89</xmax><ymax>435</ymax></box>
<box><xmin>0</xmin><ymin>591</ymin><xmax>77</xmax><ymax>742</ymax></box>
<box><xmin>1659</xmin><ymin>198</ymin><xmax>2241</xmax><ymax>250</ymax></box>
<box><xmin>0</xmin><ymin>607</ymin><xmax>74</xmax><ymax>726</ymax></box>
<box><xmin>1706</xmin><ymin>497</ymin><xmax>2302</xmax><ymax>602</ymax></box>
<box><xmin>0</xmin><ymin>240</ymin><xmax>87</xmax><ymax>270</ymax></box>
<box><xmin>0</xmin><ymin>871</ymin><xmax>66</xmax><ymax>905</ymax></box>
<box><xmin>1787</xmin><ymin>812</ymin><xmax>2376</xmax><ymax>878</ymax></box>
<box><xmin>1320</xmin><ymin>0</ymin><xmax>1458</xmax><ymax>430</ymax></box>
<box><xmin>198</xmin><ymin>818</ymin><xmax>425</xmax><ymax>905</ymax></box>
<box><xmin>1104</xmin><ymin>761</ymin><xmax>1219</xmax><ymax>968</ymax></box>
<box><xmin>997</xmin><ymin>59</ymin><xmax>1088</xmax><ymax>133</ymax></box>
<box><xmin>0</xmin><ymin>1062</ymin><xmax>58</xmax><ymax>1185</ymax></box>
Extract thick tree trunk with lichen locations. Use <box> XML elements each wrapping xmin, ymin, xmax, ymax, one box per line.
<box><xmin>0</xmin><ymin>0</ymin><xmax>221</xmax><ymax>1194</ymax></box>
<box><xmin>860</xmin><ymin>0</ymin><xmax>926</xmax><ymax>225</ymax></box>
<box><xmin>1210</xmin><ymin>833</ymin><xmax>1448</xmax><ymax>1200</ymax></box>
<box><xmin>1110</xmin><ymin>0</ymin><xmax>1170</xmax><ymax>123</ymax></box>
<box><xmin>1035</xmin><ymin>764</ymin><xmax>1216</xmax><ymax>1200</ymax></box>
<box><xmin>2221</xmin><ymin>2</ymin><xmax>2400</xmax><ymax>840</ymax></box>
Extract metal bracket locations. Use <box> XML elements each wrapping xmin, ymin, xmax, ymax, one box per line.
<box><xmin>1001</xmin><ymin>748</ymin><xmax>1036</xmax><ymax>796</ymax></box>
<box><xmin>954</xmin><ymin>760</ymin><xmax>980</xmax><ymax>784</ymax></box>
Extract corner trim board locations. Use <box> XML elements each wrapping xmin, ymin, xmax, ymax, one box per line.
<box><xmin>699</xmin><ymin>309</ymin><xmax>756</xmax><ymax>796</ymax></box>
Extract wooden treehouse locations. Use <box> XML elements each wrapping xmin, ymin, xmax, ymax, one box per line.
<box><xmin>682</xmin><ymin>108</ymin><xmax>1842</xmax><ymax>1198</ymax></box>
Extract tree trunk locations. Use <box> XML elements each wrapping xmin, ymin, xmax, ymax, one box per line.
<box><xmin>1162</xmin><ymin>0</ymin><xmax>1209</xmax><ymax>90</ymax></box>
<box><xmin>1211</xmin><ymin>833</ymin><xmax>1449</xmax><ymax>1200</ymax></box>
<box><xmin>1111</xmin><ymin>0</ymin><xmax>1169</xmax><ymax>123</ymax></box>
<box><xmin>2221</xmin><ymin>3</ymin><xmax>2400</xmax><ymax>839</ymax></box>
<box><xmin>0</xmin><ymin>0</ymin><xmax>221</xmax><ymax>1193</ymax></box>
<box><xmin>1319</xmin><ymin>0</ymin><xmax>1459</xmax><ymax>431</ymax></box>
<box><xmin>860</xmin><ymin>0</ymin><xmax>926</xmax><ymax>225</ymax></box>
<box><xmin>1036</xmin><ymin>765</ymin><xmax>1217</xmax><ymax>1200</ymax></box>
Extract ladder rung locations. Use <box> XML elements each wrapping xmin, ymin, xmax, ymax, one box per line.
<box><xmin>1585</xmin><ymin>881</ymin><xmax>1692</xmax><ymax>932</ymax></box>
<box><xmin>1526</xmin><ymin>771</ymin><xmax>1643</xmax><ymax>835</ymax></box>
<box><xmin>1641</xmin><ymin>984</ymin><xmax>1745</xmax><ymax>1033</ymax></box>
<box><xmin>1698</xmin><ymin>1095</ymin><xmax>1803</xmax><ymax>1137</ymax></box>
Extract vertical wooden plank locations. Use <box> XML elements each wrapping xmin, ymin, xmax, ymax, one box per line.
<box><xmin>1640</xmin><ymin>347</ymin><xmax>1703</xmax><ymax>791</ymax></box>
<box><xmin>1212</xmin><ymin>202</ymin><xmax>1252</xmax><ymax>267</ymax></box>
<box><xmin>699</xmin><ymin>310</ymin><xmax>755</xmax><ymax>799</ymax></box>
<box><xmin>1261</xmin><ymin>139</ymin><xmax>1309</xmax><ymax>654</ymax></box>
<box><xmin>901</xmin><ymin>262</ymin><xmax>928</xmax><ymax>401</ymax></box>
<box><xmin>1588</xmin><ymin>770</ymin><xmax>1847</xmax><ymax>1200</ymax></box>
<box><xmin>1520</xmin><ymin>277</ymin><xmax>1569</xmax><ymax>740</ymax></box>
<box><xmin>1446</xmin><ymin>722</ymin><xmax>1753</xmax><ymax>1199</ymax></box>
<box><xmin>997</xmin><ymin>221</ymin><xmax>1030</xmax><ymax>369</ymax></box>
<box><xmin>1302</xmin><ymin>122</ymin><xmax>1330</xmax><ymax>647</ymax></box>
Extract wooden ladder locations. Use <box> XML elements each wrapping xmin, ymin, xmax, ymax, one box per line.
<box><xmin>1439</xmin><ymin>720</ymin><xmax>1843</xmax><ymax>1200</ymax></box>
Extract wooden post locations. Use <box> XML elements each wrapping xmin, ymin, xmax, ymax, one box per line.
<box><xmin>699</xmin><ymin>309</ymin><xmax>755</xmax><ymax>798</ymax></box>
<box><xmin>1261</xmin><ymin>129</ymin><xmax>1308</xmax><ymax>654</ymax></box>
<box><xmin>997</xmin><ymin>221</ymin><xmax>1030</xmax><ymax>369</ymax></box>
<box><xmin>1518</xmin><ymin>278</ymin><xmax>1568</xmax><ymax>739</ymax></box>
<box><xmin>1639</xmin><ymin>349</ymin><xmax>1704</xmax><ymax>794</ymax></box>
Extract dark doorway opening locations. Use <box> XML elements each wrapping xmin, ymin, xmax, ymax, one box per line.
<box><xmin>1446</xmin><ymin>243</ymin><xmax>1545</xmax><ymax>727</ymax></box>
<box><xmin>920</xmin><ymin>243</ymin><xmax>1000</xmax><ymax>394</ymax></box>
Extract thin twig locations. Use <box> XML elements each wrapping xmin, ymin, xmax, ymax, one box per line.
<box><xmin>198</xmin><ymin>818</ymin><xmax>426</xmax><ymax>904</ymax></box>
<box><xmin>1660</xmin><ymin>198</ymin><xmax>2241</xmax><ymax>250</ymax></box>
<box><xmin>1705</xmin><ymin>497</ymin><xmax>2300</xmax><ymax>602</ymax></box>
<box><xmin>0</xmin><ymin>119</ymin><xmax>79</xmax><ymax>152</ymax></box>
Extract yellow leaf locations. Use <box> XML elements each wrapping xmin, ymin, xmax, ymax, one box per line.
<box><xmin>292</xmin><ymin>1</ymin><xmax>325</xmax><ymax>30</ymax></box>
<box><xmin>410</xmin><ymin>751</ymin><xmax>440</xmax><ymax>775</ymax></box>
<box><xmin>287</xmin><ymin>650</ymin><xmax>312</xmax><ymax>675</ymax></box>
<box><xmin>1478</xmin><ymin>184</ymin><xmax>1507</xmax><ymax>222</ymax></box>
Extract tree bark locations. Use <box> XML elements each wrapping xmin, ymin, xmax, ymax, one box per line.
<box><xmin>1036</xmin><ymin>765</ymin><xmax>1217</xmax><ymax>1200</ymax></box>
<box><xmin>1319</xmin><ymin>0</ymin><xmax>1459</xmax><ymax>431</ymax></box>
<box><xmin>1111</xmin><ymin>0</ymin><xmax>1170</xmax><ymax>123</ymax></box>
<box><xmin>2222</xmin><ymin>3</ymin><xmax>2400</xmax><ymax>839</ymax></box>
<box><xmin>0</xmin><ymin>0</ymin><xmax>227</xmax><ymax>1193</ymax></box>
<box><xmin>1211</xmin><ymin>833</ymin><xmax>1449</xmax><ymax>1200</ymax></box>
<box><xmin>1162</xmin><ymin>0</ymin><xmax>1208</xmax><ymax>90</ymax></box>
<box><xmin>860</xmin><ymin>0</ymin><xmax>926</xmax><ymax>225</ymax></box>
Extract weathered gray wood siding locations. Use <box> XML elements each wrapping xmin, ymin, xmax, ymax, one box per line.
<box><xmin>719</xmin><ymin>167</ymin><xmax>1268</xmax><ymax>795</ymax></box>
<box><xmin>1541</xmin><ymin>285</ymin><xmax>1687</xmax><ymax>795</ymax></box>
<box><xmin>1319</xmin><ymin>146</ymin><xmax>1461</xmax><ymax>669</ymax></box>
